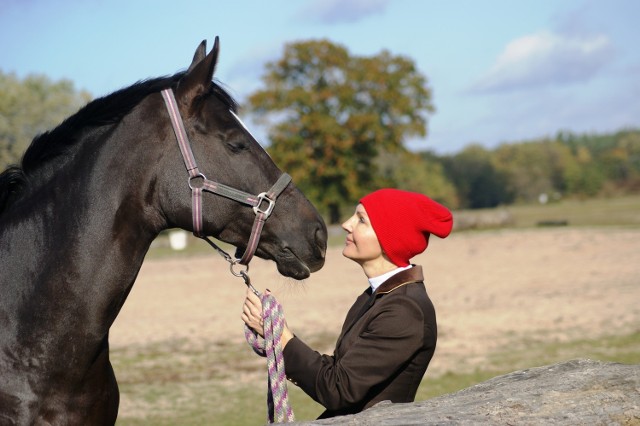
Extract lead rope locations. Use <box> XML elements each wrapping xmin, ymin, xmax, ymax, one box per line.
<box><xmin>244</xmin><ymin>291</ymin><xmax>295</xmax><ymax>423</ymax></box>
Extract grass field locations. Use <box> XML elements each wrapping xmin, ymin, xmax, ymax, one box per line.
<box><xmin>503</xmin><ymin>195</ymin><xmax>640</xmax><ymax>228</ymax></box>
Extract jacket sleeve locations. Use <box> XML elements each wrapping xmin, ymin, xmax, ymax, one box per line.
<box><xmin>283</xmin><ymin>295</ymin><xmax>424</xmax><ymax>411</ymax></box>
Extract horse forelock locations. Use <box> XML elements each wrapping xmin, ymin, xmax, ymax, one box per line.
<box><xmin>206</xmin><ymin>80</ymin><xmax>239</xmax><ymax>113</ymax></box>
<box><xmin>0</xmin><ymin>71</ymin><xmax>237</xmax><ymax>216</ymax></box>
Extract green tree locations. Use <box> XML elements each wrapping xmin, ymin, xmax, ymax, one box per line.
<box><xmin>563</xmin><ymin>145</ymin><xmax>605</xmax><ymax>197</ymax></box>
<box><xmin>493</xmin><ymin>140</ymin><xmax>576</xmax><ymax>203</ymax></box>
<box><xmin>0</xmin><ymin>71</ymin><xmax>91</xmax><ymax>170</ymax></box>
<box><xmin>377</xmin><ymin>150</ymin><xmax>459</xmax><ymax>208</ymax></box>
<box><xmin>248</xmin><ymin>39</ymin><xmax>434</xmax><ymax>223</ymax></box>
<box><xmin>616</xmin><ymin>131</ymin><xmax>640</xmax><ymax>190</ymax></box>
<box><xmin>443</xmin><ymin>145</ymin><xmax>512</xmax><ymax>209</ymax></box>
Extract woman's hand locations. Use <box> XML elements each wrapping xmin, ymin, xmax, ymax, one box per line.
<box><xmin>241</xmin><ymin>288</ymin><xmax>295</xmax><ymax>348</ymax></box>
<box><xmin>242</xmin><ymin>287</ymin><xmax>265</xmax><ymax>337</ymax></box>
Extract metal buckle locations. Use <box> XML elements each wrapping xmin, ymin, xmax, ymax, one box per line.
<box><xmin>253</xmin><ymin>192</ymin><xmax>276</xmax><ymax>217</ymax></box>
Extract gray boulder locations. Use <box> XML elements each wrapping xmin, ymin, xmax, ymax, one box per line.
<box><xmin>292</xmin><ymin>359</ymin><xmax>640</xmax><ymax>425</ymax></box>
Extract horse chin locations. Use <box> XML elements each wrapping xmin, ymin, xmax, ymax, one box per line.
<box><xmin>274</xmin><ymin>247</ymin><xmax>311</xmax><ymax>280</ymax></box>
<box><xmin>274</xmin><ymin>252</ymin><xmax>311</xmax><ymax>280</ymax></box>
<box><xmin>235</xmin><ymin>246</ymin><xmax>310</xmax><ymax>280</ymax></box>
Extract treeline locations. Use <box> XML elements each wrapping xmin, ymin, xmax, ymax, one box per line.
<box><xmin>0</xmin><ymin>71</ymin><xmax>91</xmax><ymax>169</ymax></box>
<box><xmin>350</xmin><ymin>128</ymin><xmax>640</xmax><ymax>221</ymax></box>
<box><xmin>419</xmin><ymin>129</ymin><xmax>640</xmax><ymax>210</ymax></box>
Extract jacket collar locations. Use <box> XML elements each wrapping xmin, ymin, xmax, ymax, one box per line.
<box><xmin>375</xmin><ymin>265</ymin><xmax>424</xmax><ymax>295</ymax></box>
<box><xmin>336</xmin><ymin>265</ymin><xmax>425</xmax><ymax>346</ymax></box>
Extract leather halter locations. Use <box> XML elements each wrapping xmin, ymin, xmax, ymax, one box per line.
<box><xmin>161</xmin><ymin>88</ymin><xmax>291</xmax><ymax>266</ymax></box>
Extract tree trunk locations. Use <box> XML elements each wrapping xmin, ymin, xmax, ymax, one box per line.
<box><xmin>328</xmin><ymin>203</ymin><xmax>341</xmax><ymax>225</ymax></box>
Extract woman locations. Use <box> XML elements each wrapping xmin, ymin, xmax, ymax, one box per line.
<box><xmin>242</xmin><ymin>188</ymin><xmax>453</xmax><ymax>418</ymax></box>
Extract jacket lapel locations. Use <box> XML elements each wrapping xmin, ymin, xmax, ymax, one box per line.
<box><xmin>335</xmin><ymin>266</ymin><xmax>425</xmax><ymax>348</ymax></box>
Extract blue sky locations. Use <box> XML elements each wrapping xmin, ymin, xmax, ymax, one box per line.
<box><xmin>1</xmin><ymin>0</ymin><xmax>638</xmax><ymax>154</ymax></box>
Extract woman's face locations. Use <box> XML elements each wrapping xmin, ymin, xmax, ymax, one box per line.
<box><xmin>341</xmin><ymin>204</ymin><xmax>384</xmax><ymax>265</ymax></box>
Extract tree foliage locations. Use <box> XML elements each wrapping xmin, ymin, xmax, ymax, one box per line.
<box><xmin>0</xmin><ymin>71</ymin><xmax>91</xmax><ymax>170</ymax></box>
<box><xmin>438</xmin><ymin>129</ymin><xmax>640</xmax><ymax>207</ymax></box>
<box><xmin>557</xmin><ymin>130</ymin><xmax>640</xmax><ymax>195</ymax></box>
<box><xmin>248</xmin><ymin>39</ymin><xmax>434</xmax><ymax>222</ymax></box>
<box><xmin>441</xmin><ymin>145</ymin><xmax>512</xmax><ymax>209</ymax></box>
<box><xmin>492</xmin><ymin>140</ymin><xmax>575</xmax><ymax>203</ymax></box>
<box><xmin>378</xmin><ymin>150</ymin><xmax>458</xmax><ymax>208</ymax></box>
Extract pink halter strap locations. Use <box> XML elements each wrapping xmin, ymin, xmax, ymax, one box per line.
<box><xmin>161</xmin><ymin>88</ymin><xmax>291</xmax><ymax>265</ymax></box>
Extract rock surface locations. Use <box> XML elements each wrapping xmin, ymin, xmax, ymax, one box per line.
<box><xmin>292</xmin><ymin>359</ymin><xmax>640</xmax><ymax>425</ymax></box>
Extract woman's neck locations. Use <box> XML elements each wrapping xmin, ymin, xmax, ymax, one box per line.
<box><xmin>360</xmin><ymin>255</ymin><xmax>398</xmax><ymax>279</ymax></box>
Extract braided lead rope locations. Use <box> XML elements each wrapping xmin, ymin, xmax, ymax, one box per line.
<box><xmin>245</xmin><ymin>293</ymin><xmax>295</xmax><ymax>423</ymax></box>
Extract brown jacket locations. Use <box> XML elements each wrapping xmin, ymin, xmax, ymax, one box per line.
<box><xmin>283</xmin><ymin>265</ymin><xmax>437</xmax><ymax>418</ymax></box>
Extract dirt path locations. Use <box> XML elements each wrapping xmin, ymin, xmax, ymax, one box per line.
<box><xmin>111</xmin><ymin>227</ymin><xmax>640</xmax><ymax>376</ymax></box>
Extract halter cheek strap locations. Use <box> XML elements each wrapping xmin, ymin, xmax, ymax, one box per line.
<box><xmin>161</xmin><ymin>88</ymin><xmax>291</xmax><ymax>266</ymax></box>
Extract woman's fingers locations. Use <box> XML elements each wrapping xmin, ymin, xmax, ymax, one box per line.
<box><xmin>242</xmin><ymin>289</ymin><xmax>265</xmax><ymax>336</ymax></box>
<box><xmin>246</xmin><ymin>287</ymin><xmax>262</xmax><ymax>306</ymax></box>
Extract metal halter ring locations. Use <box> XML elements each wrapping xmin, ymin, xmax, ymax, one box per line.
<box><xmin>230</xmin><ymin>259</ymin><xmax>250</xmax><ymax>278</ymax></box>
<box><xmin>188</xmin><ymin>173</ymin><xmax>207</xmax><ymax>190</ymax></box>
<box><xmin>230</xmin><ymin>261</ymin><xmax>260</xmax><ymax>296</ymax></box>
<box><xmin>253</xmin><ymin>192</ymin><xmax>276</xmax><ymax>217</ymax></box>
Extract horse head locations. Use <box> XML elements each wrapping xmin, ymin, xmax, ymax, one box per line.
<box><xmin>154</xmin><ymin>38</ymin><xmax>327</xmax><ymax>279</ymax></box>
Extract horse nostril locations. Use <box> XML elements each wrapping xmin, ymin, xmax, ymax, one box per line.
<box><xmin>315</xmin><ymin>223</ymin><xmax>328</xmax><ymax>256</ymax></box>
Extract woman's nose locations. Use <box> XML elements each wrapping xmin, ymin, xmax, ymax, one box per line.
<box><xmin>341</xmin><ymin>216</ymin><xmax>353</xmax><ymax>232</ymax></box>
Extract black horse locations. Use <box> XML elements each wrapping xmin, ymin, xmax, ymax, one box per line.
<box><xmin>0</xmin><ymin>38</ymin><xmax>327</xmax><ymax>424</ymax></box>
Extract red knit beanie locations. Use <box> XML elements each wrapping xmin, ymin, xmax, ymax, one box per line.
<box><xmin>360</xmin><ymin>189</ymin><xmax>453</xmax><ymax>267</ymax></box>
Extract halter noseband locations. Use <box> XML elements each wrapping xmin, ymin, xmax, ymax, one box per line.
<box><xmin>161</xmin><ymin>88</ymin><xmax>291</xmax><ymax>267</ymax></box>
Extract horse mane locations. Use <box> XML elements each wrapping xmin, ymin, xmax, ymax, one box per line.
<box><xmin>0</xmin><ymin>72</ymin><xmax>238</xmax><ymax>216</ymax></box>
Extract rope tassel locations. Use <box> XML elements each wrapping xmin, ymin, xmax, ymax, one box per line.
<box><xmin>245</xmin><ymin>293</ymin><xmax>295</xmax><ymax>423</ymax></box>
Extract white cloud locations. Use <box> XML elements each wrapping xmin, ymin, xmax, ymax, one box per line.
<box><xmin>470</xmin><ymin>31</ymin><xmax>614</xmax><ymax>93</ymax></box>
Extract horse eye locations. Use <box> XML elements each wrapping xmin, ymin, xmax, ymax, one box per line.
<box><xmin>225</xmin><ymin>137</ymin><xmax>249</xmax><ymax>153</ymax></box>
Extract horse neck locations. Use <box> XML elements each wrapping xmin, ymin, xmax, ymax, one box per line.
<box><xmin>0</xmin><ymin>121</ymin><xmax>166</xmax><ymax>341</ymax></box>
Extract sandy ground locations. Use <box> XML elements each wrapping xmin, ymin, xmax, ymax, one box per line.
<box><xmin>111</xmin><ymin>227</ymin><xmax>640</xmax><ymax>376</ymax></box>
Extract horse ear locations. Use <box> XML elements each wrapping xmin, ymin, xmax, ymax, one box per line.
<box><xmin>177</xmin><ymin>36</ymin><xmax>220</xmax><ymax>103</ymax></box>
<box><xmin>187</xmin><ymin>40</ymin><xmax>207</xmax><ymax>73</ymax></box>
